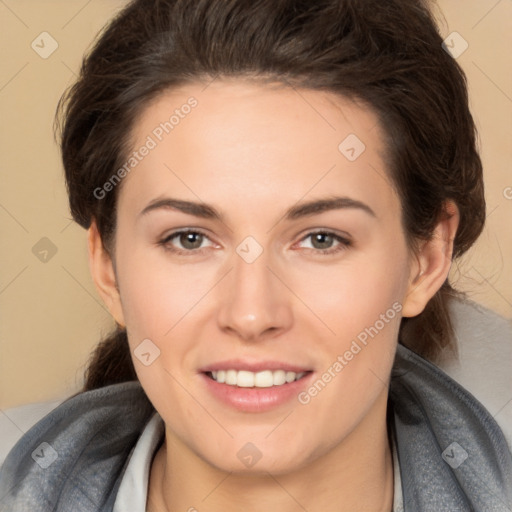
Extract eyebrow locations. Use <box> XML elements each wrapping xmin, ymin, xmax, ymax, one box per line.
<box><xmin>138</xmin><ymin>196</ymin><xmax>376</xmax><ymax>222</ymax></box>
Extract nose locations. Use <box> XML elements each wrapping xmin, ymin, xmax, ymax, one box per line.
<box><xmin>216</xmin><ymin>248</ymin><xmax>293</xmax><ymax>343</ymax></box>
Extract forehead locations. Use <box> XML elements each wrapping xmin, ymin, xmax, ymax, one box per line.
<box><xmin>119</xmin><ymin>79</ymin><xmax>398</xmax><ymax>220</ymax></box>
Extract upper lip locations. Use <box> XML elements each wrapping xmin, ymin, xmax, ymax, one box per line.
<box><xmin>200</xmin><ymin>360</ymin><xmax>313</xmax><ymax>373</ymax></box>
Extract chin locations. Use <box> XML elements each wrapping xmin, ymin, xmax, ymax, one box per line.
<box><xmin>195</xmin><ymin>435</ymin><xmax>322</xmax><ymax>476</ymax></box>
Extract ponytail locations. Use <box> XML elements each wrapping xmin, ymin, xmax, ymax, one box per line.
<box><xmin>82</xmin><ymin>327</ymin><xmax>136</xmax><ymax>392</ymax></box>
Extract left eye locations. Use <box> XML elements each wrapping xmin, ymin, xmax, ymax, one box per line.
<box><xmin>296</xmin><ymin>231</ymin><xmax>351</xmax><ymax>253</ymax></box>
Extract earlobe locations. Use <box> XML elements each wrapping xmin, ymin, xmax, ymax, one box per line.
<box><xmin>87</xmin><ymin>220</ymin><xmax>126</xmax><ymax>327</ymax></box>
<box><xmin>402</xmin><ymin>201</ymin><xmax>460</xmax><ymax>318</ymax></box>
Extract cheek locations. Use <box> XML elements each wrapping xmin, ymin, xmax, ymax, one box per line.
<box><xmin>287</xmin><ymin>241</ymin><xmax>406</xmax><ymax>404</ymax></box>
<box><xmin>286</xmin><ymin>243</ymin><xmax>408</xmax><ymax>341</ymax></box>
<box><xmin>292</xmin><ymin>269</ymin><xmax>402</xmax><ymax>449</ymax></box>
<box><xmin>115</xmin><ymin>244</ymin><xmax>216</xmax><ymax>341</ymax></box>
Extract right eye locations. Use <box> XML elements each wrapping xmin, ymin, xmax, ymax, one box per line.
<box><xmin>159</xmin><ymin>229</ymin><xmax>216</xmax><ymax>255</ymax></box>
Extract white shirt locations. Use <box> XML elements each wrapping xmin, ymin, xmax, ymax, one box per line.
<box><xmin>113</xmin><ymin>412</ymin><xmax>404</xmax><ymax>512</ymax></box>
<box><xmin>113</xmin><ymin>413</ymin><xmax>165</xmax><ymax>512</ymax></box>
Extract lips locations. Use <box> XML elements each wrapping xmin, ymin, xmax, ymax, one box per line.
<box><xmin>199</xmin><ymin>360</ymin><xmax>314</xmax><ymax>412</ymax></box>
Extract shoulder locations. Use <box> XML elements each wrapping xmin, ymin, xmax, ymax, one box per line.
<box><xmin>399</xmin><ymin>295</ymin><xmax>512</xmax><ymax>447</ymax></box>
<box><xmin>0</xmin><ymin>381</ymin><xmax>155</xmax><ymax>512</ymax></box>
<box><xmin>441</xmin><ymin>296</ymin><xmax>512</xmax><ymax>447</ymax></box>
<box><xmin>392</xmin><ymin>297</ymin><xmax>512</xmax><ymax>509</ymax></box>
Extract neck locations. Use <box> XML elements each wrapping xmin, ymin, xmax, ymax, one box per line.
<box><xmin>147</xmin><ymin>391</ymin><xmax>394</xmax><ymax>512</ymax></box>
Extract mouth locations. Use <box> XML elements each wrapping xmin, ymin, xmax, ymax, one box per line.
<box><xmin>200</xmin><ymin>362</ymin><xmax>314</xmax><ymax>412</ymax></box>
<box><xmin>205</xmin><ymin>369</ymin><xmax>310</xmax><ymax>388</ymax></box>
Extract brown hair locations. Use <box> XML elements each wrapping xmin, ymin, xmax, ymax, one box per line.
<box><xmin>56</xmin><ymin>0</ymin><xmax>485</xmax><ymax>392</ymax></box>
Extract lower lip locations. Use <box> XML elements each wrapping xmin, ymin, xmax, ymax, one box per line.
<box><xmin>201</xmin><ymin>372</ymin><xmax>314</xmax><ymax>413</ymax></box>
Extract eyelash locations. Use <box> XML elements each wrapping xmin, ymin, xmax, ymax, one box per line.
<box><xmin>158</xmin><ymin>229</ymin><xmax>352</xmax><ymax>256</ymax></box>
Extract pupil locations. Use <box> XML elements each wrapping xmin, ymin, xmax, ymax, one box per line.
<box><xmin>182</xmin><ymin>232</ymin><xmax>202</xmax><ymax>249</ymax></box>
<box><xmin>313</xmin><ymin>233</ymin><xmax>332</xmax><ymax>249</ymax></box>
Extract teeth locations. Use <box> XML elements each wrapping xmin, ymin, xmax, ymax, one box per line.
<box><xmin>285</xmin><ymin>371</ymin><xmax>296</xmax><ymax>383</ymax></box>
<box><xmin>209</xmin><ymin>369</ymin><xmax>306</xmax><ymax>387</ymax></box>
<box><xmin>226</xmin><ymin>370</ymin><xmax>237</xmax><ymax>385</ymax></box>
<box><xmin>272</xmin><ymin>370</ymin><xmax>286</xmax><ymax>386</ymax></box>
<box><xmin>238</xmin><ymin>371</ymin><xmax>255</xmax><ymax>388</ymax></box>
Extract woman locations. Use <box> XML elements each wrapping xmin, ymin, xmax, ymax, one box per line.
<box><xmin>0</xmin><ymin>0</ymin><xmax>510</xmax><ymax>510</ymax></box>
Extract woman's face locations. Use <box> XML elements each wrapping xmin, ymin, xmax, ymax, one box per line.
<box><xmin>110</xmin><ymin>79</ymin><xmax>418</xmax><ymax>474</ymax></box>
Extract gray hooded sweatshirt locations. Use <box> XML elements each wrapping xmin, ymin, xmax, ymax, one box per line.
<box><xmin>0</xmin><ymin>344</ymin><xmax>511</xmax><ymax>511</ymax></box>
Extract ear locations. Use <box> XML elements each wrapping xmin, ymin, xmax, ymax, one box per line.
<box><xmin>87</xmin><ymin>219</ymin><xmax>125</xmax><ymax>327</ymax></box>
<box><xmin>402</xmin><ymin>201</ymin><xmax>460</xmax><ymax>318</ymax></box>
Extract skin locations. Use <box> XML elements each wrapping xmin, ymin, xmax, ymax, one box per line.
<box><xmin>88</xmin><ymin>79</ymin><xmax>459</xmax><ymax>512</ymax></box>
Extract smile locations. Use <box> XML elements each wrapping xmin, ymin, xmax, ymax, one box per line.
<box><xmin>208</xmin><ymin>369</ymin><xmax>307</xmax><ymax>388</ymax></box>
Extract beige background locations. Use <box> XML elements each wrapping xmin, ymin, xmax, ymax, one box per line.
<box><xmin>0</xmin><ymin>0</ymin><xmax>511</xmax><ymax>412</ymax></box>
